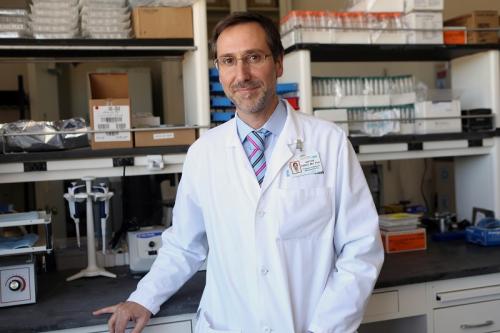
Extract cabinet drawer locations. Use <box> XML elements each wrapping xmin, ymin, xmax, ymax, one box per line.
<box><xmin>365</xmin><ymin>291</ymin><xmax>399</xmax><ymax>317</ymax></box>
<box><xmin>434</xmin><ymin>299</ymin><xmax>500</xmax><ymax>333</ymax></box>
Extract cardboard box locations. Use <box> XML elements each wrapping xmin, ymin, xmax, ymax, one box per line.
<box><xmin>134</xmin><ymin>128</ymin><xmax>196</xmax><ymax>147</ymax></box>
<box><xmin>405</xmin><ymin>12</ymin><xmax>443</xmax><ymax>44</ymax></box>
<box><xmin>445</xmin><ymin>11</ymin><xmax>498</xmax><ymax>44</ymax></box>
<box><xmin>381</xmin><ymin>228</ymin><xmax>427</xmax><ymax>253</ymax></box>
<box><xmin>88</xmin><ymin>73</ymin><xmax>133</xmax><ymax>150</ymax></box>
<box><xmin>405</xmin><ymin>0</ymin><xmax>443</xmax><ymax>13</ymax></box>
<box><xmin>247</xmin><ymin>0</ymin><xmax>278</xmax><ymax>8</ymax></box>
<box><xmin>132</xmin><ymin>7</ymin><xmax>193</xmax><ymax>39</ymax></box>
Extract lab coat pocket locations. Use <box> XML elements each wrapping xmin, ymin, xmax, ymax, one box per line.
<box><xmin>196</xmin><ymin>310</ymin><xmax>242</xmax><ymax>333</ymax></box>
<box><xmin>277</xmin><ymin>187</ymin><xmax>333</xmax><ymax>240</ymax></box>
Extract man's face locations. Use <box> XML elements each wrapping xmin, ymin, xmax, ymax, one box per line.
<box><xmin>216</xmin><ymin>22</ymin><xmax>283</xmax><ymax>116</ymax></box>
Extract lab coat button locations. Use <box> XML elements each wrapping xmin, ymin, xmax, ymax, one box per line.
<box><xmin>263</xmin><ymin>326</ymin><xmax>272</xmax><ymax>333</ymax></box>
<box><xmin>260</xmin><ymin>267</ymin><xmax>269</xmax><ymax>275</ymax></box>
<box><xmin>257</xmin><ymin>211</ymin><xmax>265</xmax><ymax>218</ymax></box>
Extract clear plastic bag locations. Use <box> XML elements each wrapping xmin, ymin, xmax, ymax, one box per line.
<box><xmin>32</xmin><ymin>1</ymin><xmax>79</xmax><ymax>10</ymax></box>
<box><xmin>128</xmin><ymin>0</ymin><xmax>196</xmax><ymax>7</ymax></box>
<box><xmin>0</xmin><ymin>31</ymin><xmax>29</xmax><ymax>38</ymax></box>
<box><xmin>0</xmin><ymin>15</ymin><xmax>28</xmax><ymax>24</ymax></box>
<box><xmin>83</xmin><ymin>23</ymin><xmax>130</xmax><ymax>33</ymax></box>
<box><xmin>30</xmin><ymin>5</ymin><xmax>79</xmax><ymax>18</ymax></box>
<box><xmin>33</xmin><ymin>30</ymin><xmax>79</xmax><ymax>39</ymax></box>
<box><xmin>1</xmin><ymin>118</ymin><xmax>89</xmax><ymax>153</ymax></box>
<box><xmin>31</xmin><ymin>15</ymin><xmax>77</xmax><ymax>25</ymax></box>
<box><xmin>31</xmin><ymin>22</ymin><xmax>79</xmax><ymax>33</ymax></box>
<box><xmin>0</xmin><ymin>23</ymin><xmax>27</xmax><ymax>32</ymax></box>
<box><xmin>0</xmin><ymin>9</ymin><xmax>28</xmax><ymax>16</ymax></box>
<box><xmin>32</xmin><ymin>0</ymin><xmax>78</xmax><ymax>4</ymax></box>
<box><xmin>79</xmin><ymin>0</ymin><xmax>128</xmax><ymax>7</ymax></box>
<box><xmin>81</xmin><ymin>6</ymin><xmax>129</xmax><ymax>15</ymax></box>
<box><xmin>82</xmin><ymin>16</ymin><xmax>128</xmax><ymax>25</ymax></box>
<box><xmin>83</xmin><ymin>30</ymin><xmax>130</xmax><ymax>39</ymax></box>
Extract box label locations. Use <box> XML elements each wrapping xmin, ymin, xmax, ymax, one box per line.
<box><xmin>153</xmin><ymin>132</ymin><xmax>175</xmax><ymax>140</ymax></box>
<box><xmin>93</xmin><ymin>105</ymin><xmax>131</xmax><ymax>142</ymax></box>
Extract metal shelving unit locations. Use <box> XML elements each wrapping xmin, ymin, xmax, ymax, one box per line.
<box><xmin>285</xmin><ymin>43</ymin><xmax>500</xmax><ymax>62</ymax></box>
<box><xmin>0</xmin><ymin>0</ymin><xmax>210</xmax><ymax>183</ymax></box>
<box><xmin>280</xmin><ymin>42</ymin><xmax>500</xmax><ymax>220</ymax></box>
<box><xmin>0</xmin><ymin>211</ymin><xmax>52</xmax><ymax>256</ymax></box>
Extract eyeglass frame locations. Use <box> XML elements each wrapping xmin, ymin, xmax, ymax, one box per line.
<box><xmin>213</xmin><ymin>51</ymin><xmax>273</xmax><ymax>70</ymax></box>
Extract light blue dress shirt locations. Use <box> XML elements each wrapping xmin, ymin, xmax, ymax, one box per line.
<box><xmin>235</xmin><ymin>100</ymin><xmax>287</xmax><ymax>163</ymax></box>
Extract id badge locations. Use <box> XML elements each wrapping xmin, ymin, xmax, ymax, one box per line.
<box><xmin>286</xmin><ymin>151</ymin><xmax>324</xmax><ymax>178</ymax></box>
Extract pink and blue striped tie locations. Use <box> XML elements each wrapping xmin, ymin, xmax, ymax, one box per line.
<box><xmin>245</xmin><ymin>129</ymin><xmax>270</xmax><ymax>186</ymax></box>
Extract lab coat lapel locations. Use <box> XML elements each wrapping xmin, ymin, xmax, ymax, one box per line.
<box><xmin>225</xmin><ymin>119</ymin><xmax>261</xmax><ymax>202</ymax></box>
<box><xmin>261</xmin><ymin>102</ymin><xmax>302</xmax><ymax>193</ymax></box>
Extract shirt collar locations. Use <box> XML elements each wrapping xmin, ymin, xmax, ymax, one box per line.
<box><xmin>235</xmin><ymin>100</ymin><xmax>287</xmax><ymax>142</ymax></box>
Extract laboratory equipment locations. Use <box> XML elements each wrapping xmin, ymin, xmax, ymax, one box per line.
<box><xmin>64</xmin><ymin>176</ymin><xmax>116</xmax><ymax>281</ymax></box>
<box><xmin>0</xmin><ymin>256</ymin><xmax>36</xmax><ymax>307</ymax></box>
<box><xmin>127</xmin><ymin>226</ymin><xmax>164</xmax><ymax>273</ymax></box>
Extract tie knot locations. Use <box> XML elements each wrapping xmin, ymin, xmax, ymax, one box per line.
<box><xmin>246</xmin><ymin>129</ymin><xmax>270</xmax><ymax>152</ymax></box>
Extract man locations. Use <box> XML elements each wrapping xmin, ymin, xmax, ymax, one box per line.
<box><xmin>94</xmin><ymin>12</ymin><xmax>384</xmax><ymax>333</ymax></box>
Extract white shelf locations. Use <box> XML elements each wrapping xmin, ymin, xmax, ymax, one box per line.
<box><xmin>0</xmin><ymin>153</ymin><xmax>186</xmax><ymax>183</ymax></box>
<box><xmin>0</xmin><ymin>244</ymin><xmax>48</xmax><ymax>257</ymax></box>
<box><xmin>0</xmin><ymin>211</ymin><xmax>52</xmax><ymax>256</ymax></box>
<box><xmin>0</xmin><ymin>211</ymin><xmax>50</xmax><ymax>228</ymax></box>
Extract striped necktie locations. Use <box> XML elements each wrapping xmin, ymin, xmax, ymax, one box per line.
<box><xmin>245</xmin><ymin>129</ymin><xmax>271</xmax><ymax>186</ymax></box>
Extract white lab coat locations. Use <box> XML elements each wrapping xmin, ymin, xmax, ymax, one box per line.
<box><xmin>128</xmin><ymin>101</ymin><xmax>384</xmax><ymax>333</ymax></box>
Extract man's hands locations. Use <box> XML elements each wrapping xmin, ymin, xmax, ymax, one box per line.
<box><xmin>93</xmin><ymin>301</ymin><xmax>152</xmax><ymax>333</ymax></box>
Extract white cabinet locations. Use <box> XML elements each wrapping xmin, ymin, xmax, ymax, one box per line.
<box><xmin>363</xmin><ymin>283</ymin><xmax>427</xmax><ymax>323</ymax></box>
<box><xmin>434</xmin><ymin>300</ymin><xmax>500</xmax><ymax>333</ymax></box>
<box><xmin>429</xmin><ymin>273</ymin><xmax>500</xmax><ymax>333</ymax></box>
<box><xmin>361</xmin><ymin>273</ymin><xmax>500</xmax><ymax>333</ymax></box>
<box><xmin>43</xmin><ymin>314</ymin><xmax>195</xmax><ymax>333</ymax></box>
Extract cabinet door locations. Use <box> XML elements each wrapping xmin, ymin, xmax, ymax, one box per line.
<box><xmin>140</xmin><ymin>320</ymin><xmax>191</xmax><ymax>333</ymax></box>
<box><xmin>434</xmin><ymin>299</ymin><xmax>500</xmax><ymax>333</ymax></box>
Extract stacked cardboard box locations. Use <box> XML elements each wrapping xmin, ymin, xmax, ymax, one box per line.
<box><xmin>132</xmin><ymin>7</ymin><xmax>193</xmax><ymax>39</ymax></box>
<box><xmin>379</xmin><ymin>213</ymin><xmax>427</xmax><ymax>253</ymax></box>
<box><xmin>445</xmin><ymin>11</ymin><xmax>499</xmax><ymax>44</ymax></box>
<box><xmin>403</xmin><ymin>0</ymin><xmax>444</xmax><ymax>44</ymax></box>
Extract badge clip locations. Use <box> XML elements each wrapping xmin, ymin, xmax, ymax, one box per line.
<box><xmin>295</xmin><ymin>139</ymin><xmax>303</xmax><ymax>152</ymax></box>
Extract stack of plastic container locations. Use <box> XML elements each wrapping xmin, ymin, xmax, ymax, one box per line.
<box><xmin>280</xmin><ymin>10</ymin><xmax>406</xmax><ymax>48</ymax></box>
<box><xmin>80</xmin><ymin>0</ymin><xmax>131</xmax><ymax>39</ymax></box>
<box><xmin>0</xmin><ymin>9</ymin><xmax>30</xmax><ymax>38</ymax></box>
<box><xmin>30</xmin><ymin>0</ymin><xmax>80</xmax><ymax>39</ymax></box>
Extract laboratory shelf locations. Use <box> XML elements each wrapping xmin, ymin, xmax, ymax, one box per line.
<box><xmin>0</xmin><ymin>38</ymin><xmax>196</xmax><ymax>60</ymax></box>
<box><xmin>0</xmin><ymin>211</ymin><xmax>50</xmax><ymax>228</ymax></box>
<box><xmin>0</xmin><ymin>145</ymin><xmax>189</xmax><ymax>163</ymax></box>
<box><xmin>352</xmin><ymin>130</ymin><xmax>497</xmax><ymax>161</ymax></box>
<box><xmin>0</xmin><ymin>243</ymin><xmax>48</xmax><ymax>257</ymax></box>
<box><xmin>0</xmin><ymin>147</ymin><xmax>189</xmax><ymax>183</ymax></box>
<box><xmin>285</xmin><ymin>44</ymin><xmax>500</xmax><ymax>62</ymax></box>
<box><xmin>0</xmin><ymin>211</ymin><xmax>52</xmax><ymax>257</ymax></box>
<box><xmin>350</xmin><ymin>130</ymin><xmax>495</xmax><ymax>146</ymax></box>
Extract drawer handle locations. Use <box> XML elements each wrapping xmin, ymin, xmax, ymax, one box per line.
<box><xmin>460</xmin><ymin>320</ymin><xmax>494</xmax><ymax>329</ymax></box>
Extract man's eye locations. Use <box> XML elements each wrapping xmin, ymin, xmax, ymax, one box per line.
<box><xmin>221</xmin><ymin>57</ymin><xmax>235</xmax><ymax>66</ymax></box>
<box><xmin>247</xmin><ymin>54</ymin><xmax>262</xmax><ymax>63</ymax></box>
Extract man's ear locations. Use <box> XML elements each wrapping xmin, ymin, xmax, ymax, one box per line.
<box><xmin>275</xmin><ymin>53</ymin><xmax>284</xmax><ymax>78</ymax></box>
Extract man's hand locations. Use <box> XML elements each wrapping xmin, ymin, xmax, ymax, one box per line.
<box><xmin>93</xmin><ymin>301</ymin><xmax>152</xmax><ymax>333</ymax></box>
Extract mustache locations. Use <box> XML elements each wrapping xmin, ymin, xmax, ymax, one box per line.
<box><xmin>231</xmin><ymin>80</ymin><xmax>261</xmax><ymax>90</ymax></box>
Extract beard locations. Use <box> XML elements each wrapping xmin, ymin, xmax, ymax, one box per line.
<box><xmin>226</xmin><ymin>80</ymin><xmax>272</xmax><ymax>114</ymax></box>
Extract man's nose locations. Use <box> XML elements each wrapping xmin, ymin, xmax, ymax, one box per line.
<box><xmin>234</xmin><ymin>60</ymin><xmax>251</xmax><ymax>80</ymax></box>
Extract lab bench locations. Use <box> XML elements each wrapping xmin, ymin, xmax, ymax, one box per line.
<box><xmin>2</xmin><ymin>239</ymin><xmax>500</xmax><ymax>333</ymax></box>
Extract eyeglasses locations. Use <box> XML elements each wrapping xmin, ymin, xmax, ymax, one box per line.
<box><xmin>214</xmin><ymin>51</ymin><xmax>272</xmax><ymax>70</ymax></box>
